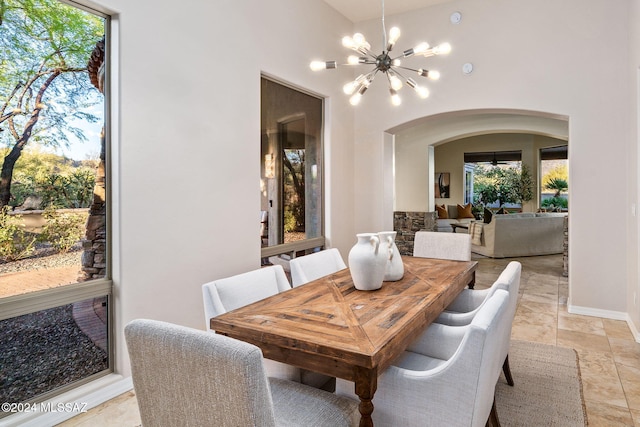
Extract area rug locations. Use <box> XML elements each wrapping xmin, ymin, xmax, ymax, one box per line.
<box><xmin>495</xmin><ymin>340</ymin><xmax>588</xmax><ymax>426</ymax></box>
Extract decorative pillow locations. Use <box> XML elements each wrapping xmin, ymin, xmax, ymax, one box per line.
<box><xmin>483</xmin><ymin>208</ymin><xmax>493</xmax><ymax>224</ymax></box>
<box><xmin>435</xmin><ymin>204</ymin><xmax>448</xmax><ymax>219</ymax></box>
<box><xmin>457</xmin><ymin>203</ymin><xmax>475</xmax><ymax>219</ymax></box>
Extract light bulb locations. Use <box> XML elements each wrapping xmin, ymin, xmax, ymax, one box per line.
<box><xmin>387</xmin><ymin>27</ymin><xmax>401</xmax><ymax>50</ymax></box>
<box><xmin>392</xmin><ymin>58</ymin><xmax>401</xmax><ymax>67</ymax></box>
<box><xmin>390</xmin><ymin>89</ymin><xmax>401</xmax><ymax>106</ymax></box>
<box><xmin>389</xmin><ymin>75</ymin><xmax>403</xmax><ymax>91</ymax></box>
<box><xmin>310</xmin><ymin>61</ymin><xmax>325</xmax><ymax>71</ymax></box>
<box><xmin>343</xmin><ymin>81</ymin><xmax>358</xmax><ymax>95</ymax></box>
<box><xmin>348</xmin><ymin>55</ymin><xmax>360</xmax><ymax>65</ymax></box>
<box><xmin>413</xmin><ymin>42</ymin><xmax>430</xmax><ymax>55</ymax></box>
<box><xmin>433</xmin><ymin>42</ymin><xmax>452</xmax><ymax>55</ymax></box>
<box><xmin>418</xmin><ymin>69</ymin><xmax>440</xmax><ymax>80</ymax></box>
<box><xmin>310</xmin><ymin>61</ymin><xmax>337</xmax><ymax>71</ymax></box>
<box><xmin>388</xmin><ymin>27</ymin><xmax>401</xmax><ymax>44</ymax></box>
<box><xmin>342</xmin><ymin>36</ymin><xmax>354</xmax><ymax>49</ymax></box>
<box><xmin>353</xmin><ymin>33</ymin><xmax>366</xmax><ymax>46</ymax></box>
<box><xmin>414</xmin><ymin>85</ymin><xmax>430</xmax><ymax>99</ymax></box>
<box><xmin>350</xmin><ymin>93</ymin><xmax>362</xmax><ymax>106</ymax></box>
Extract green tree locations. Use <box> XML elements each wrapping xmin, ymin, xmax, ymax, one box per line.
<box><xmin>544</xmin><ymin>177</ymin><xmax>568</xmax><ymax>197</ymax></box>
<box><xmin>0</xmin><ymin>0</ymin><xmax>103</xmax><ymax>208</ymax></box>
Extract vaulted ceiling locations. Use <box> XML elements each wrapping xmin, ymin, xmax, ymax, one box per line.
<box><xmin>322</xmin><ymin>0</ymin><xmax>453</xmax><ymax>22</ymax></box>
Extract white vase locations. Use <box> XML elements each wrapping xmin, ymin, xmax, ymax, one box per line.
<box><xmin>348</xmin><ymin>233</ymin><xmax>387</xmax><ymax>291</ymax></box>
<box><xmin>378</xmin><ymin>231</ymin><xmax>404</xmax><ymax>281</ymax></box>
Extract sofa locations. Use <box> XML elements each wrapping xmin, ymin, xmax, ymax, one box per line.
<box><xmin>469</xmin><ymin>212</ymin><xmax>566</xmax><ymax>258</ymax></box>
<box><xmin>436</xmin><ymin>204</ymin><xmax>476</xmax><ymax>232</ymax></box>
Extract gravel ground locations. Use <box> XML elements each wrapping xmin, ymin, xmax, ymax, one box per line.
<box><xmin>0</xmin><ymin>245</ymin><xmax>82</xmax><ymax>275</ymax></box>
<box><xmin>0</xmin><ymin>244</ymin><xmax>107</xmax><ymax>408</ymax></box>
<box><xmin>0</xmin><ymin>304</ymin><xmax>108</xmax><ymax>405</ymax></box>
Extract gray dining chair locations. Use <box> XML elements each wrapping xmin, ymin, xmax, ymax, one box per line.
<box><xmin>289</xmin><ymin>248</ymin><xmax>347</xmax><ymax>287</ymax></box>
<box><xmin>125</xmin><ymin>319</ymin><xmax>360</xmax><ymax>427</ymax></box>
<box><xmin>435</xmin><ymin>261</ymin><xmax>522</xmax><ymax>386</ymax></box>
<box><xmin>335</xmin><ymin>290</ymin><xmax>510</xmax><ymax>427</ymax></box>
<box><xmin>202</xmin><ymin>265</ymin><xmax>332</xmax><ymax>390</ymax></box>
<box><xmin>413</xmin><ymin>230</ymin><xmax>471</xmax><ymax>261</ymax></box>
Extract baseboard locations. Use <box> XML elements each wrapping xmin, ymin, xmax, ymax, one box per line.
<box><xmin>0</xmin><ymin>374</ymin><xmax>133</xmax><ymax>427</ymax></box>
<box><xmin>626</xmin><ymin>314</ymin><xmax>640</xmax><ymax>343</ymax></box>
<box><xmin>569</xmin><ymin>305</ymin><xmax>640</xmax><ymax>343</ymax></box>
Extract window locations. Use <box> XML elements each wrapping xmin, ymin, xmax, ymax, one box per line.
<box><xmin>0</xmin><ymin>0</ymin><xmax>110</xmax><ymax>412</ymax></box>
<box><xmin>540</xmin><ymin>146</ymin><xmax>568</xmax><ymax>211</ymax></box>
<box><xmin>260</xmin><ymin>77</ymin><xmax>324</xmax><ymax>261</ymax></box>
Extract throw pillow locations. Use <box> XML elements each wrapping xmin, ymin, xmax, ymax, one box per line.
<box><xmin>483</xmin><ymin>208</ymin><xmax>493</xmax><ymax>224</ymax></box>
<box><xmin>436</xmin><ymin>204</ymin><xmax>448</xmax><ymax>219</ymax></box>
<box><xmin>457</xmin><ymin>203</ymin><xmax>474</xmax><ymax>219</ymax></box>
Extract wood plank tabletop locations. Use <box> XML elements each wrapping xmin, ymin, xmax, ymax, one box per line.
<box><xmin>210</xmin><ymin>256</ymin><xmax>476</xmax><ymax>427</ymax></box>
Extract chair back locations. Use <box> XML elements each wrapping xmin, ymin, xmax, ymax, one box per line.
<box><xmin>467</xmin><ymin>289</ymin><xmax>511</xmax><ymax>426</ymax></box>
<box><xmin>202</xmin><ymin>265</ymin><xmax>291</xmax><ymax>330</ymax></box>
<box><xmin>413</xmin><ymin>231</ymin><xmax>471</xmax><ymax>261</ymax></box>
<box><xmin>125</xmin><ymin>319</ymin><xmax>277</xmax><ymax>427</ymax></box>
<box><xmin>493</xmin><ymin>261</ymin><xmax>522</xmax><ymax>362</ymax></box>
<box><xmin>289</xmin><ymin>248</ymin><xmax>347</xmax><ymax>287</ymax></box>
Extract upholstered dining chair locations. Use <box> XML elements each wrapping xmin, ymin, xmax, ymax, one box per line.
<box><xmin>202</xmin><ymin>265</ymin><xmax>331</xmax><ymax>390</ymax></box>
<box><xmin>335</xmin><ymin>290</ymin><xmax>510</xmax><ymax>427</ymax></box>
<box><xmin>435</xmin><ymin>261</ymin><xmax>522</xmax><ymax>386</ymax></box>
<box><xmin>125</xmin><ymin>319</ymin><xmax>360</xmax><ymax>427</ymax></box>
<box><xmin>413</xmin><ymin>230</ymin><xmax>472</xmax><ymax>261</ymax></box>
<box><xmin>289</xmin><ymin>248</ymin><xmax>347</xmax><ymax>287</ymax></box>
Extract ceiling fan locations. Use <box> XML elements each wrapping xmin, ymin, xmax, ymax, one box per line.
<box><xmin>490</xmin><ymin>152</ymin><xmax>508</xmax><ymax>166</ymax></box>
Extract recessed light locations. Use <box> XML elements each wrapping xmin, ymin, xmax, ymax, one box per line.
<box><xmin>450</xmin><ymin>12</ymin><xmax>462</xmax><ymax>24</ymax></box>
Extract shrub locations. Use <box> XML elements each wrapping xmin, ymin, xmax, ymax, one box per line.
<box><xmin>0</xmin><ymin>207</ymin><xmax>37</xmax><ymax>261</ymax></box>
<box><xmin>38</xmin><ymin>207</ymin><xmax>86</xmax><ymax>253</ymax></box>
<box><xmin>541</xmin><ymin>197</ymin><xmax>568</xmax><ymax>209</ymax></box>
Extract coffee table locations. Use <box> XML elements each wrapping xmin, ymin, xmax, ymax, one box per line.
<box><xmin>451</xmin><ymin>222</ymin><xmax>470</xmax><ymax>233</ymax></box>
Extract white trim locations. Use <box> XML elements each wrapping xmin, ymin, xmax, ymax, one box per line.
<box><xmin>568</xmin><ymin>304</ymin><xmax>628</xmax><ymax>320</ymax></box>
<box><xmin>569</xmin><ymin>305</ymin><xmax>640</xmax><ymax>343</ymax></box>
<box><xmin>627</xmin><ymin>313</ymin><xmax>640</xmax><ymax>343</ymax></box>
<box><xmin>0</xmin><ymin>375</ymin><xmax>133</xmax><ymax>427</ymax></box>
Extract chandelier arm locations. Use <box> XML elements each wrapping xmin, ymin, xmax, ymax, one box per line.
<box><xmin>394</xmin><ymin>65</ymin><xmax>428</xmax><ymax>75</ymax></box>
<box><xmin>389</xmin><ymin>67</ymin><xmax>409</xmax><ymax>81</ymax></box>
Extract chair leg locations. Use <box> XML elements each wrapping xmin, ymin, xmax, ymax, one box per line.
<box><xmin>486</xmin><ymin>395</ymin><xmax>501</xmax><ymax>427</ymax></box>
<box><xmin>502</xmin><ymin>355</ymin><xmax>514</xmax><ymax>386</ymax></box>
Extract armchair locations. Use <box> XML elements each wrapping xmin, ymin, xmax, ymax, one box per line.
<box><xmin>125</xmin><ymin>319</ymin><xmax>359</xmax><ymax>427</ymax></box>
<box><xmin>335</xmin><ymin>290</ymin><xmax>510</xmax><ymax>427</ymax></box>
<box><xmin>289</xmin><ymin>248</ymin><xmax>347</xmax><ymax>287</ymax></box>
<box><xmin>435</xmin><ymin>261</ymin><xmax>522</xmax><ymax>385</ymax></box>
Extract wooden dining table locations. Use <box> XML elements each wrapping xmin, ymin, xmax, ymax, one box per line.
<box><xmin>210</xmin><ymin>256</ymin><xmax>477</xmax><ymax>427</ymax></box>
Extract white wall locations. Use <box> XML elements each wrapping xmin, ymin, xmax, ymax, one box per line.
<box><xmin>628</xmin><ymin>0</ymin><xmax>640</xmax><ymax>335</ymax></box>
<box><xmin>85</xmin><ymin>0</ymin><xmax>640</xmax><ymax>382</ymax></box>
<box><xmin>92</xmin><ymin>0</ymin><xmax>356</xmax><ymax>377</ymax></box>
<box><xmin>350</xmin><ymin>0</ymin><xmax>633</xmax><ymax>320</ymax></box>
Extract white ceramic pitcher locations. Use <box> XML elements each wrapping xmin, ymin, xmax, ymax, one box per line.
<box><xmin>378</xmin><ymin>231</ymin><xmax>404</xmax><ymax>281</ymax></box>
<box><xmin>348</xmin><ymin>233</ymin><xmax>387</xmax><ymax>291</ymax></box>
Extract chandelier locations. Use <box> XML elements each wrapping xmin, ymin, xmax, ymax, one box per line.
<box><xmin>310</xmin><ymin>0</ymin><xmax>451</xmax><ymax>106</ymax></box>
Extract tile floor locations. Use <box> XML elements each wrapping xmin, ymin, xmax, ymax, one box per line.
<box><xmin>57</xmin><ymin>254</ymin><xmax>640</xmax><ymax>426</ymax></box>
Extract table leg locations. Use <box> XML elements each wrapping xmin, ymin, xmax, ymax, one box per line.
<box><xmin>354</xmin><ymin>367</ymin><xmax>377</xmax><ymax>427</ymax></box>
<box><xmin>468</xmin><ymin>271</ymin><xmax>476</xmax><ymax>289</ymax></box>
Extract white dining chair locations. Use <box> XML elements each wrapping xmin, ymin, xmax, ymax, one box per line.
<box><xmin>335</xmin><ymin>290</ymin><xmax>510</xmax><ymax>427</ymax></box>
<box><xmin>289</xmin><ymin>248</ymin><xmax>347</xmax><ymax>287</ymax></box>
<box><xmin>413</xmin><ymin>230</ymin><xmax>471</xmax><ymax>261</ymax></box>
<box><xmin>435</xmin><ymin>261</ymin><xmax>522</xmax><ymax>386</ymax></box>
<box><xmin>202</xmin><ymin>265</ymin><xmax>332</xmax><ymax>390</ymax></box>
<box><xmin>125</xmin><ymin>319</ymin><xmax>360</xmax><ymax>427</ymax></box>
